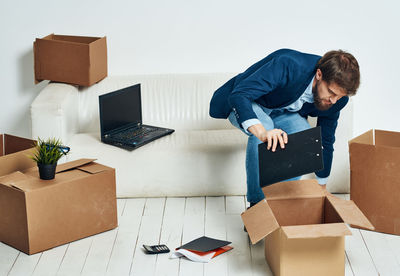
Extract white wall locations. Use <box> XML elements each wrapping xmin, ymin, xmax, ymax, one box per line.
<box><xmin>1</xmin><ymin>0</ymin><xmax>399</xmax><ymax>138</ymax></box>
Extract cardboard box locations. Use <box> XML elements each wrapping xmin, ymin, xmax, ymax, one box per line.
<box><xmin>0</xmin><ymin>157</ymin><xmax>117</xmax><ymax>255</ymax></box>
<box><xmin>34</xmin><ymin>34</ymin><xmax>108</xmax><ymax>86</ymax></box>
<box><xmin>241</xmin><ymin>180</ymin><xmax>374</xmax><ymax>276</ymax></box>
<box><xmin>349</xmin><ymin>129</ymin><xmax>400</xmax><ymax>235</ymax></box>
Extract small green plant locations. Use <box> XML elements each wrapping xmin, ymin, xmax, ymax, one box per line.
<box><xmin>30</xmin><ymin>138</ymin><xmax>69</xmax><ymax>165</ymax></box>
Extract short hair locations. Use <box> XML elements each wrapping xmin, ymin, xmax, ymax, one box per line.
<box><xmin>317</xmin><ymin>50</ymin><xmax>360</xmax><ymax>96</ymax></box>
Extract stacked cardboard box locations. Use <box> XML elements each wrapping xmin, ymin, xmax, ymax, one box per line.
<box><xmin>34</xmin><ymin>34</ymin><xmax>107</xmax><ymax>86</ymax></box>
<box><xmin>242</xmin><ymin>179</ymin><xmax>374</xmax><ymax>276</ymax></box>
<box><xmin>0</xmin><ymin>134</ymin><xmax>117</xmax><ymax>255</ymax></box>
<box><xmin>349</xmin><ymin>129</ymin><xmax>400</xmax><ymax>235</ymax></box>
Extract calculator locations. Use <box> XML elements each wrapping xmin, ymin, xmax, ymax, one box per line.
<box><xmin>143</xmin><ymin>244</ymin><xmax>170</xmax><ymax>254</ymax></box>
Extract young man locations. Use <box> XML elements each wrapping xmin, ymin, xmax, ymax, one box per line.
<box><xmin>209</xmin><ymin>48</ymin><xmax>360</xmax><ymax>207</ymax></box>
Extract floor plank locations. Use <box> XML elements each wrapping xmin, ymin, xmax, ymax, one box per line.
<box><xmin>345</xmin><ymin>227</ymin><xmax>378</xmax><ymax>276</ymax></box>
<box><xmin>225</xmin><ymin>196</ymin><xmax>253</xmax><ymax>276</ymax></box>
<box><xmin>31</xmin><ymin>244</ymin><xmax>68</xmax><ymax>276</ymax></box>
<box><xmin>204</xmin><ymin>196</ymin><xmax>229</xmax><ymax>276</ymax></box>
<box><xmin>81</xmin><ymin>228</ymin><xmax>119</xmax><ymax>276</ymax></box>
<box><xmin>250</xmin><ymin>238</ymin><xmax>273</xmax><ymax>276</ymax></box>
<box><xmin>345</xmin><ymin>253</ymin><xmax>355</xmax><ymax>276</ymax></box>
<box><xmin>385</xmin><ymin>232</ymin><xmax>400</xmax><ymax>271</ymax></box>
<box><xmin>129</xmin><ymin>198</ymin><xmax>166</xmax><ymax>276</ymax></box>
<box><xmin>57</xmin><ymin>237</ymin><xmax>93</xmax><ymax>276</ymax></box>
<box><xmin>179</xmin><ymin>197</ymin><xmax>205</xmax><ymax>276</ymax></box>
<box><xmin>361</xmin><ymin>229</ymin><xmax>400</xmax><ymax>276</ymax></box>
<box><xmin>106</xmin><ymin>198</ymin><xmax>145</xmax><ymax>276</ymax></box>
<box><xmin>154</xmin><ymin>197</ymin><xmax>185</xmax><ymax>276</ymax></box>
<box><xmin>0</xmin><ymin>243</ymin><xmax>19</xmax><ymax>276</ymax></box>
<box><xmin>117</xmin><ymin>198</ymin><xmax>128</xmax><ymax>217</ymax></box>
<box><xmin>226</xmin><ymin>196</ymin><xmax>246</xmax><ymax>215</ymax></box>
<box><xmin>8</xmin><ymin>252</ymin><xmax>42</xmax><ymax>276</ymax></box>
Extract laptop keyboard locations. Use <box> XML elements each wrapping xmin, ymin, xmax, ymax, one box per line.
<box><xmin>111</xmin><ymin>127</ymin><xmax>159</xmax><ymax>141</ymax></box>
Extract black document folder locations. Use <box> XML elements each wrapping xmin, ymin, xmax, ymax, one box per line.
<box><xmin>258</xmin><ymin>126</ymin><xmax>324</xmax><ymax>187</ymax></box>
<box><xmin>177</xmin><ymin>236</ymin><xmax>231</xmax><ymax>252</ymax></box>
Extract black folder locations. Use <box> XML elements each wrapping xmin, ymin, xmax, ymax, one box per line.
<box><xmin>258</xmin><ymin>126</ymin><xmax>324</xmax><ymax>187</ymax></box>
<box><xmin>177</xmin><ymin>236</ymin><xmax>231</xmax><ymax>252</ymax></box>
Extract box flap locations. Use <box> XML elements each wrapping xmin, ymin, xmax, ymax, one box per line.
<box><xmin>261</xmin><ymin>179</ymin><xmax>325</xmax><ymax>201</ymax></box>
<box><xmin>0</xmin><ymin>171</ymin><xmax>37</xmax><ymax>191</ymax></box>
<box><xmin>56</xmin><ymin>159</ymin><xmax>96</xmax><ymax>173</ymax></box>
<box><xmin>34</xmin><ymin>34</ymin><xmax>53</xmax><ymax>83</ymax></box>
<box><xmin>349</xmin><ymin>129</ymin><xmax>374</xmax><ymax>145</ymax></box>
<box><xmin>0</xmin><ymin>148</ymin><xmax>36</xmax><ymax>177</ymax></box>
<box><xmin>241</xmin><ymin>199</ymin><xmax>279</xmax><ymax>244</ymax></box>
<box><xmin>0</xmin><ymin>134</ymin><xmax>3</xmax><ymax>156</ymax></box>
<box><xmin>326</xmin><ymin>195</ymin><xmax>375</xmax><ymax>230</ymax></box>
<box><xmin>0</xmin><ymin>171</ymin><xmax>28</xmax><ymax>187</ymax></box>
<box><xmin>52</xmin><ymin>34</ymin><xmax>100</xmax><ymax>44</ymax></box>
<box><xmin>349</xmin><ymin>142</ymin><xmax>375</xmax><ymax>172</ymax></box>
<box><xmin>350</xmin><ymin>137</ymin><xmax>400</xmax><ymax>174</ymax></box>
<box><xmin>88</xmin><ymin>36</ymin><xmax>108</xmax><ymax>85</ymax></box>
<box><xmin>4</xmin><ymin>134</ymin><xmax>35</xmax><ymax>155</ymax></box>
<box><xmin>77</xmin><ymin>162</ymin><xmax>107</xmax><ymax>174</ymax></box>
<box><xmin>375</xmin><ymin>129</ymin><xmax>400</xmax><ymax>148</ymax></box>
<box><xmin>281</xmin><ymin>223</ymin><xmax>352</xmax><ymax>239</ymax></box>
<box><xmin>34</xmin><ymin>40</ymin><xmax>42</xmax><ymax>84</ymax></box>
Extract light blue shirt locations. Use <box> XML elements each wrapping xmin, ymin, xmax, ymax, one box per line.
<box><xmin>240</xmin><ymin>76</ymin><xmax>329</xmax><ymax>185</ymax></box>
<box><xmin>278</xmin><ymin>76</ymin><xmax>314</xmax><ymax>112</ymax></box>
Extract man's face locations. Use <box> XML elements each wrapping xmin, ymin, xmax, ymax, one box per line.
<box><xmin>312</xmin><ymin>69</ymin><xmax>347</xmax><ymax>111</ymax></box>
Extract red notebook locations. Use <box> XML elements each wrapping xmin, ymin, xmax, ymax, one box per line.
<box><xmin>187</xmin><ymin>245</ymin><xmax>233</xmax><ymax>258</ymax></box>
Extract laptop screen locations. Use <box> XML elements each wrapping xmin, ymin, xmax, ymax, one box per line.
<box><xmin>99</xmin><ymin>83</ymin><xmax>142</xmax><ymax>136</ymax></box>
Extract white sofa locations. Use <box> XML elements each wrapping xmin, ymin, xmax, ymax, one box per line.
<box><xmin>31</xmin><ymin>74</ymin><xmax>353</xmax><ymax>197</ymax></box>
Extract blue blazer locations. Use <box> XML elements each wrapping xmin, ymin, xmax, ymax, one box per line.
<box><xmin>209</xmin><ymin>49</ymin><xmax>349</xmax><ymax>178</ymax></box>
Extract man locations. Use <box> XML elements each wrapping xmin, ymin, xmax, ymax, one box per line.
<box><xmin>209</xmin><ymin>48</ymin><xmax>360</xmax><ymax>207</ymax></box>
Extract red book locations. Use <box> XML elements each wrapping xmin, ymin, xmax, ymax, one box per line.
<box><xmin>187</xmin><ymin>245</ymin><xmax>233</xmax><ymax>258</ymax></box>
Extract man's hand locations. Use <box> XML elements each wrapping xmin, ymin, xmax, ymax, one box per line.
<box><xmin>247</xmin><ymin>124</ymin><xmax>288</xmax><ymax>152</ymax></box>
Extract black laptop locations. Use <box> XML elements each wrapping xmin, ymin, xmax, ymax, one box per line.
<box><xmin>99</xmin><ymin>83</ymin><xmax>175</xmax><ymax>150</ymax></box>
<box><xmin>258</xmin><ymin>126</ymin><xmax>324</xmax><ymax>187</ymax></box>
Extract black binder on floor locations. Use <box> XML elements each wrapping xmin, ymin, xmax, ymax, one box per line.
<box><xmin>177</xmin><ymin>236</ymin><xmax>231</xmax><ymax>252</ymax></box>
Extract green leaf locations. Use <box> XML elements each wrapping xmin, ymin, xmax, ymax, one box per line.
<box><xmin>28</xmin><ymin>137</ymin><xmax>69</xmax><ymax>165</ymax></box>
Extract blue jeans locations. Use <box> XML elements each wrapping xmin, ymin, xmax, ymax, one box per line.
<box><xmin>228</xmin><ymin>103</ymin><xmax>310</xmax><ymax>203</ymax></box>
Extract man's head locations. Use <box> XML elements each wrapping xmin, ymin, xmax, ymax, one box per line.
<box><xmin>312</xmin><ymin>50</ymin><xmax>360</xmax><ymax>111</ymax></box>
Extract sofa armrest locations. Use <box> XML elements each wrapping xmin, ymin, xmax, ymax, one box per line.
<box><xmin>31</xmin><ymin>82</ymin><xmax>79</xmax><ymax>143</ymax></box>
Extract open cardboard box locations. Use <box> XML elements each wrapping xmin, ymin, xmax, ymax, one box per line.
<box><xmin>0</xmin><ymin>154</ymin><xmax>117</xmax><ymax>255</ymax></box>
<box><xmin>349</xmin><ymin>129</ymin><xmax>400</xmax><ymax>235</ymax></box>
<box><xmin>34</xmin><ymin>34</ymin><xmax>107</xmax><ymax>86</ymax></box>
<box><xmin>241</xmin><ymin>180</ymin><xmax>374</xmax><ymax>276</ymax></box>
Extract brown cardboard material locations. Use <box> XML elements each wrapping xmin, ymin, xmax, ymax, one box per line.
<box><xmin>241</xmin><ymin>179</ymin><xmax>373</xmax><ymax>276</ymax></box>
<box><xmin>0</xmin><ymin>156</ymin><xmax>117</xmax><ymax>255</ymax></box>
<box><xmin>0</xmin><ymin>134</ymin><xmax>35</xmax><ymax>156</ymax></box>
<box><xmin>0</xmin><ymin>134</ymin><xmax>36</xmax><ymax>176</ymax></box>
<box><xmin>34</xmin><ymin>34</ymin><xmax>107</xmax><ymax>86</ymax></box>
<box><xmin>0</xmin><ymin>134</ymin><xmax>3</xmax><ymax>156</ymax></box>
<box><xmin>349</xmin><ymin>129</ymin><xmax>400</xmax><ymax>235</ymax></box>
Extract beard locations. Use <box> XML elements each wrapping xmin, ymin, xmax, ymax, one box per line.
<box><xmin>312</xmin><ymin>80</ymin><xmax>333</xmax><ymax>111</ymax></box>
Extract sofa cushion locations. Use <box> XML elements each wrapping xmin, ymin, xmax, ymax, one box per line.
<box><xmin>66</xmin><ymin>129</ymin><xmax>247</xmax><ymax>197</ymax></box>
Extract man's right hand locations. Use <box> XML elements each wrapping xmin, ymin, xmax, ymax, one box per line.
<box><xmin>247</xmin><ymin>124</ymin><xmax>288</xmax><ymax>152</ymax></box>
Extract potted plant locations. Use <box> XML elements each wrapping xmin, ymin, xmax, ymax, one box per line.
<box><xmin>29</xmin><ymin>138</ymin><xmax>70</xmax><ymax>180</ymax></box>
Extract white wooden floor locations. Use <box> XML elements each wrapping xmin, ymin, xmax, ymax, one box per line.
<box><xmin>1</xmin><ymin>194</ymin><xmax>400</xmax><ymax>276</ymax></box>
